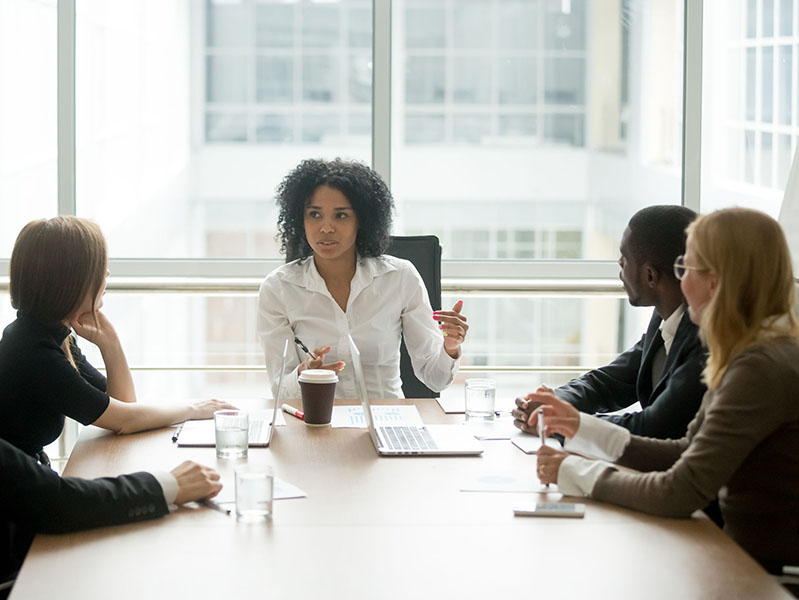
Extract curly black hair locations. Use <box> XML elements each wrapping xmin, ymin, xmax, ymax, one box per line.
<box><xmin>275</xmin><ymin>158</ymin><xmax>394</xmax><ymax>260</ymax></box>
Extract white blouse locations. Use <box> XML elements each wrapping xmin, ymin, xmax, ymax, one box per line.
<box><xmin>257</xmin><ymin>255</ymin><xmax>459</xmax><ymax>400</ymax></box>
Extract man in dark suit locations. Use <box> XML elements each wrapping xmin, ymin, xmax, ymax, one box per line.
<box><xmin>0</xmin><ymin>438</ymin><xmax>221</xmax><ymax>596</ymax></box>
<box><xmin>513</xmin><ymin>205</ymin><xmax>706</xmax><ymax>440</ymax></box>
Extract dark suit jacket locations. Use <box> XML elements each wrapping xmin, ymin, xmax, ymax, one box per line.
<box><xmin>556</xmin><ymin>309</ymin><xmax>706</xmax><ymax>439</ymax></box>
<box><xmin>0</xmin><ymin>438</ymin><xmax>169</xmax><ymax>585</ymax></box>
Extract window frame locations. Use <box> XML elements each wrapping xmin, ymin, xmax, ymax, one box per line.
<box><xmin>0</xmin><ymin>0</ymin><xmax>702</xmax><ymax>291</ymax></box>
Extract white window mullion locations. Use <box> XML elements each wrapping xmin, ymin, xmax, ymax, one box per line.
<box><xmin>58</xmin><ymin>0</ymin><xmax>76</xmax><ymax>216</ymax></box>
<box><xmin>372</xmin><ymin>0</ymin><xmax>391</xmax><ymax>184</ymax></box>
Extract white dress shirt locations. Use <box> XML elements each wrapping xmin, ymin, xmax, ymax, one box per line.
<box><xmin>660</xmin><ymin>303</ymin><xmax>685</xmax><ymax>355</ymax></box>
<box><xmin>558</xmin><ymin>413</ymin><xmax>631</xmax><ymax>497</ymax></box>
<box><xmin>257</xmin><ymin>255</ymin><xmax>459</xmax><ymax>400</ymax></box>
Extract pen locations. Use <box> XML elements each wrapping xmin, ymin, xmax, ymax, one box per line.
<box><xmin>199</xmin><ymin>498</ymin><xmax>230</xmax><ymax>516</ymax></box>
<box><xmin>538</xmin><ymin>408</ymin><xmax>549</xmax><ymax>488</ymax></box>
<box><xmin>294</xmin><ymin>337</ymin><xmax>316</xmax><ymax>359</ymax></box>
<box><xmin>171</xmin><ymin>423</ymin><xmax>184</xmax><ymax>443</ymax></box>
<box><xmin>282</xmin><ymin>404</ymin><xmax>304</xmax><ymax>421</ymax></box>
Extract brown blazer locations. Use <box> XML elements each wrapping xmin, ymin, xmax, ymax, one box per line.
<box><xmin>592</xmin><ymin>336</ymin><xmax>799</xmax><ymax>569</ymax></box>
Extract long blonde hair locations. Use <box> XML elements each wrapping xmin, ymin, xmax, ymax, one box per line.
<box><xmin>688</xmin><ymin>208</ymin><xmax>799</xmax><ymax>389</ymax></box>
<box><xmin>9</xmin><ymin>216</ymin><xmax>108</xmax><ymax>365</ymax></box>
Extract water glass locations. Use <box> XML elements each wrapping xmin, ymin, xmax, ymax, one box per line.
<box><xmin>214</xmin><ymin>410</ymin><xmax>249</xmax><ymax>459</ymax></box>
<box><xmin>464</xmin><ymin>379</ymin><xmax>496</xmax><ymax>421</ymax></box>
<box><xmin>235</xmin><ymin>465</ymin><xmax>274</xmax><ymax>520</ymax></box>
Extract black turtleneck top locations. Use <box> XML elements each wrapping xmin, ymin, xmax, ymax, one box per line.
<box><xmin>0</xmin><ymin>313</ymin><xmax>109</xmax><ymax>456</ymax></box>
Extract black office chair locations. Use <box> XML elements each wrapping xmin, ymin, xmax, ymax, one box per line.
<box><xmin>386</xmin><ymin>235</ymin><xmax>442</xmax><ymax>399</ymax></box>
<box><xmin>284</xmin><ymin>235</ymin><xmax>443</xmax><ymax>398</ymax></box>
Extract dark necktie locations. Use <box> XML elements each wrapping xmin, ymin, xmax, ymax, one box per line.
<box><xmin>650</xmin><ymin>329</ymin><xmax>667</xmax><ymax>386</ymax></box>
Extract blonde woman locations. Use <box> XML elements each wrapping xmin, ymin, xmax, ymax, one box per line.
<box><xmin>0</xmin><ymin>217</ymin><xmax>233</xmax><ymax>464</ymax></box>
<box><xmin>524</xmin><ymin>208</ymin><xmax>799</xmax><ymax>571</ymax></box>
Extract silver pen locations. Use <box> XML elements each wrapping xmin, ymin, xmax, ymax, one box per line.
<box><xmin>538</xmin><ymin>408</ymin><xmax>549</xmax><ymax>488</ymax></box>
<box><xmin>199</xmin><ymin>498</ymin><xmax>230</xmax><ymax>516</ymax></box>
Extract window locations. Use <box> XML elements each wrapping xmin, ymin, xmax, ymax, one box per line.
<box><xmin>74</xmin><ymin>0</ymin><xmax>372</xmax><ymax>259</ymax></box>
<box><xmin>0</xmin><ymin>0</ymin><xmax>57</xmax><ymax>256</ymax></box>
<box><xmin>702</xmin><ymin>0</ymin><xmax>799</xmax><ymax>214</ymax></box>
<box><xmin>393</xmin><ymin>0</ymin><xmax>683</xmax><ymax>262</ymax></box>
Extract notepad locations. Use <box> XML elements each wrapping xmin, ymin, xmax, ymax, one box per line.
<box><xmin>510</xmin><ymin>433</ymin><xmax>562</xmax><ymax>454</ymax></box>
<box><xmin>175</xmin><ymin>410</ymin><xmax>286</xmax><ymax>447</ymax></box>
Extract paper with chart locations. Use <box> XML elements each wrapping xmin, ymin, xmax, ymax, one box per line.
<box><xmin>330</xmin><ymin>405</ymin><xmax>424</xmax><ymax>428</ymax></box>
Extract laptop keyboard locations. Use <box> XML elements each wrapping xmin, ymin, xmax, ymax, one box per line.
<box><xmin>379</xmin><ymin>426</ymin><xmax>439</xmax><ymax>451</ymax></box>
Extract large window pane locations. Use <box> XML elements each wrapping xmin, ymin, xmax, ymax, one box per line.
<box><xmin>702</xmin><ymin>0</ymin><xmax>799</xmax><ymax>211</ymax></box>
<box><xmin>76</xmin><ymin>0</ymin><xmax>371</xmax><ymax>259</ymax></box>
<box><xmin>393</xmin><ymin>0</ymin><xmax>681</xmax><ymax>262</ymax></box>
<box><xmin>0</xmin><ymin>0</ymin><xmax>56</xmax><ymax>256</ymax></box>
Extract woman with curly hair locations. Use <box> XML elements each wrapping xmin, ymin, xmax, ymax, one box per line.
<box><xmin>526</xmin><ymin>208</ymin><xmax>799</xmax><ymax>573</ymax></box>
<box><xmin>257</xmin><ymin>158</ymin><xmax>468</xmax><ymax>400</ymax></box>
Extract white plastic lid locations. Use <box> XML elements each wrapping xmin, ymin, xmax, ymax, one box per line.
<box><xmin>298</xmin><ymin>369</ymin><xmax>339</xmax><ymax>384</ymax></box>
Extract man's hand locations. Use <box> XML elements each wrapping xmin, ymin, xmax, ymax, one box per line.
<box><xmin>171</xmin><ymin>461</ymin><xmax>222</xmax><ymax>505</ymax></box>
<box><xmin>511</xmin><ymin>385</ymin><xmax>554</xmax><ymax>434</ymax></box>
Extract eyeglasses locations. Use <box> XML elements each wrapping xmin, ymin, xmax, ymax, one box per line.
<box><xmin>673</xmin><ymin>255</ymin><xmax>706</xmax><ymax>280</ymax></box>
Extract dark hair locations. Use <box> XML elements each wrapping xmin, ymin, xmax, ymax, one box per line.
<box><xmin>627</xmin><ymin>205</ymin><xmax>697</xmax><ymax>280</ymax></box>
<box><xmin>275</xmin><ymin>158</ymin><xmax>394</xmax><ymax>259</ymax></box>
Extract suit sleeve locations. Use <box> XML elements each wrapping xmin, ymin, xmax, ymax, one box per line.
<box><xmin>0</xmin><ymin>439</ymin><xmax>168</xmax><ymax>534</ymax></box>
<box><xmin>601</xmin><ymin>338</ymin><xmax>706</xmax><ymax>438</ymax></box>
<box><xmin>556</xmin><ymin>336</ymin><xmax>644</xmax><ymax>414</ymax></box>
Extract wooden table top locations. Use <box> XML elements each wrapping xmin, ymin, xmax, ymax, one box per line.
<box><xmin>10</xmin><ymin>399</ymin><xmax>791</xmax><ymax>600</ymax></box>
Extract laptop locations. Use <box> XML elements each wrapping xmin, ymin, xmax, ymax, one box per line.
<box><xmin>348</xmin><ymin>335</ymin><xmax>483</xmax><ymax>456</ymax></box>
<box><xmin>176</xmin><ymin>339</ymin><xmax>288</xmax><ymax>448</ymax></box>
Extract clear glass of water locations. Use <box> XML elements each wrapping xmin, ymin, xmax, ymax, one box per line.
<box><xmin>464</xmin><ymin>379</ymin><xmax>496</xmax><ymax>421</ymax></box>
<box><xmin>235</xmin><ymin>465</ymin><xmax>274</xmax><ymax>520</ymax></box>
<box><xmin>214</xmin><ymin>410</ymin><xmax>249</xmax><ymax>459</ymax></box>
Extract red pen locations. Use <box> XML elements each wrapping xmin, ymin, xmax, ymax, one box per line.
<box><xmin>281</xmin><ymin>404</ymin><xmax>304</xmax><ymax>421</ymax></box>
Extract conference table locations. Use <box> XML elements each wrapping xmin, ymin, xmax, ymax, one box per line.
<box><xmin>10</xmin><ymin>399</ymin><xmax>791</xmax><ymax>600</ymax></box>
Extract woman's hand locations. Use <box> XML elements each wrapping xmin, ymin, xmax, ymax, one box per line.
<box><xmin>525</xmin><ymin>388</ymin><xmax>581</xmax><ymax>440</ymax></box>
<box><xmin>297</xmin><ymin>345</ymin><xmax>346</xmax><ymax>376</ymax></box>
<box><xmin>69</xmin><ymin>310</ymin><xmax>119</xmax><ymax>350</ymax></box>
<box><xmin>536</xmin><ymin>445</ymin><xmax>569</xmax><ymax>485</ymax></box>
<box><xmin>434</xmin><ymin>300</ymin><xmax>468</xmax><ymax>358</ymax></box>
<box><xmin>188</xmin><ymin>399</ymin><xmax>238</xmax><ymax>420</ymax></box>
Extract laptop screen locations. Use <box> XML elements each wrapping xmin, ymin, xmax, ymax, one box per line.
<box><xmin>267</xmin><ymin>339</ymin><xmax>289</xmax><ymax>445</ymax></box>
<box><xmin>347</xmin><ymin>335</ymin><xmax>380</xmax><ymax>449</ymax></box>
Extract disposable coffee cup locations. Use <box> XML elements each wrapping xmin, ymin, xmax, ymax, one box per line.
<box><xmin>298</xmin><ymin>369</ymin><xmax>338</xmax><ymax>426</ymax></box>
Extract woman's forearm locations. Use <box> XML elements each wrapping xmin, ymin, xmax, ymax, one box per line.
<box><xmin>94</xmin><ymin>399</ymin><xmax>193</xmax><ymax>435</ymax></box>
<box><xmin>99</xmin><ymin>340</ymin><xmax>137</xmax><ymax>403</ymax></box>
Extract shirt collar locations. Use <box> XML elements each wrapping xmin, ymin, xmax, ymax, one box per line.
<box><xmin>659</xmin><ymin>304</ymin><xmax>685</xmax><ymax>355</ymax></box>
<box><xmin>282</xmin><ymin>255</ymin><xmax>399</xmax><ymax>298</ymax></box>
<box><xmin>16</xmin><ymin>311</ymin><xmax>71</xmax><ymax>345</ymax></box>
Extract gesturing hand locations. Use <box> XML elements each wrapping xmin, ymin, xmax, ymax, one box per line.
<box><xmin>435</xmin><ymin>300</ymin><xmax>469</xmax><ymax>358</ymax></box>
<box><xmin>297</xmin><ymin>345</ymin><xmax>346</xmax><ymax>376</ymax></box>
